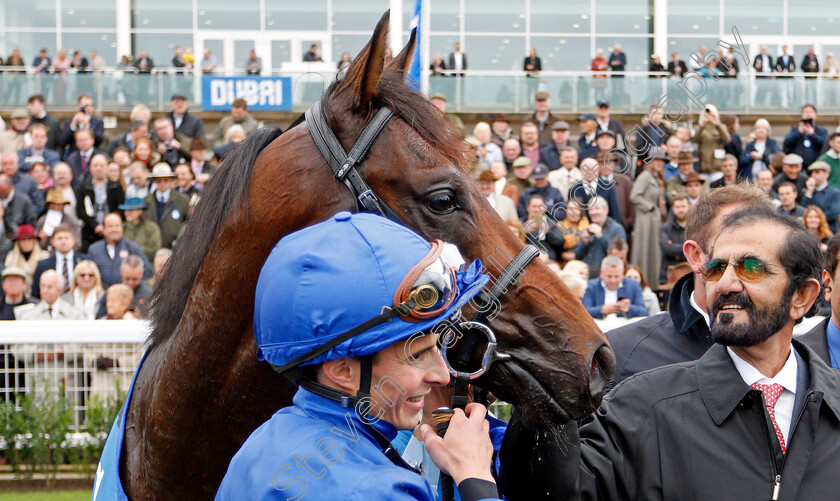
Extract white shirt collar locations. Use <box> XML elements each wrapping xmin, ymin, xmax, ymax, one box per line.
<box><xmin>726</xmin><ymin>345</ymin><xmax>798</xmax><ymax>394</ymax></box>
<box><xmin>827</xmin><ymin>149</ymin><xmax>839</xmax><ymax>159</ymax></box>
<box><xmin>689</xmin><ymin>289</ymin><xmax>711</xmax><ymax>327</ymax></box>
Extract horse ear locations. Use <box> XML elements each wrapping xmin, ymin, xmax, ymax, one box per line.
<box><xmin>387</xmin><ymin>28</ymin><xmax>417</xmax><ymax>76</ymax></box>
<box><xmin>341</xmin><ymin>10</ymin><xmax>390</xmax><ymax>110</ymax></box>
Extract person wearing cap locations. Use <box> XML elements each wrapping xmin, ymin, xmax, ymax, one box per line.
<box><xmin>595</xmin><ymin>129</ymin><xmax>629</xmax><ymax>175</ymax></box>
<box><xmin>630</xmin><ymin>147</ymin><xmax>667</xmax><ymax>287</ymax></box>
<box><xmin>144</xmin><ymin>163</ymin><xmax>189</xmax><ymax>249</ymax></box>
<box><xmin>539</xmin><ymin>121</ymin><xmax>572</xmax><ymax>172</ymax></box>
<box><xmin>546</xmin><ymin>147</ymin><xmax>583</xmax><ymax>200</ymax></box>
<box><xmin>526</xmin><ymin>91</ymin><xmax>559</xmax><ymax>145</ymax></box>
<box><xmin>167</xmin><ymin>93</ymin><xmax>205</xmax><ymax>140</ymax></box>
<box><xmin>34</xmin><ymin>189</ymin><xmax>81</xmax><ymax>247</ymax></box>
<box><xmin>666</xmin><ymin>150</ymin><xmax>707</xmax><ymax>202</ymax></box>
<box><xmin>683</xmin><ymin>172</ymin><xmax>706</xmax><ymax>205</ymax></box>
<box><xmin>76</xmin><ymin>153</ymin><xmax>125</xmax><ymax>252</ymax></box>
<box><xmin>0</xmin><ymin>109</ymin><xmax>31</xmax><ymax>155</ymax></box>
<box><xmin>577</xmin><ymin>113</ymin><xmax>599</xmax><ymax>160</ymax></box>
<box><xmin>489</xmin><ymin>114</ymin><xmax>515</xmax><ymax>148</ymax></box>
<box><xmin>4</xmin><ymin>224</ymin><xmax>47</xmax><ymax>295</ymax></box>
<box><xmin>507</xmin><ymin>156</ymin><xmax>534</xmax><ymax>197</ymax></box>
<box><xmin>816</xmin><ymin>131</ymin><xmax>840</xmax><ymax>190</ymax></box>
<box><xmin>517</xmin><ymin>164</ymin><xmax>565</xmax><ymax>221</ymax></box>
<box><xmin>429</xmin><ymin>94</ymin><xmax>465</xmax><ymax>136</ymax></box>
<box><xmin>1</xmin><ymin>266</ymin><xmax>37</xmax><ymax>320</ymax></box>
<box><xmin>119</xmin><ymin>198</ymin><xmax>161</xmax><ymax>263</ymax></box>
<box><xmin>773</xmin><ymin>153</ymin><xmax>808</xmax><ymax>202</ymax></box>
<box><xmin>18</xmin><ymin>123</ymin><xmax>59</xmax><ymax>172</ymax></box>
<box><xmin>478</xmin><ymin>170</ymin><xmax>518</xmax><ymax>223</ymax></box>
<box><xmin>595</xmin><ymin>99</ymin><xmax>626</xmax><ymax>150</ymax></box>
<box><xmin>216</xmin><ymin>212</ymin><xmax>503</xmax><ymax>501</ymax></box>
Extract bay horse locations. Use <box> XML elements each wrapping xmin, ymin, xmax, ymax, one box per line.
<box><xmin>122</xmin><ymin>12</ymin><xmax>614</xmax><ymax>498</ymax></box>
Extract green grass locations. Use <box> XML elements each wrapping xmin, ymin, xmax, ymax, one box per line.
<box><xmin>0</xmin><ymin>490</ymin><xmax>89</xmax><ymax>501</ymax></box>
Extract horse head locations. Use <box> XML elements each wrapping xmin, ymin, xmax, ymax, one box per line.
<box><xmin>307</xmin><ymin>11</ymin><xmax>615</xmax><ymax>424</ymax></box>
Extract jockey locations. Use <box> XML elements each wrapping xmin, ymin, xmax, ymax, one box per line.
<box><xmin>215</xmin><ymin>212</ymin><xmax>503</xmax><ymax>501</ymax></box>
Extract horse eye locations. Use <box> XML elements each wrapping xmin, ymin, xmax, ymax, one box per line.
<box><xmin>426</xmin><ymin>191</ymin><xmax>457</xmax><ymax>214</ymax></box>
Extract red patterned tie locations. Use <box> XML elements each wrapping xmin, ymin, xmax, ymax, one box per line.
<box><xmin>752</xmin><ymin>383</ymin><xmax>786</xmax><ymax>453</ymax></box>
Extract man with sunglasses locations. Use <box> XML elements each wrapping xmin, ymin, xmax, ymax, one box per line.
<box><xmin>215</xmin><ymin>212</ymin><xmax>503</xmax><ymax>501</ymax></box>
<box><xmin>500</xmin><ymin>206</ymin><xmax>840</xmax><ymax>500</ymax></box>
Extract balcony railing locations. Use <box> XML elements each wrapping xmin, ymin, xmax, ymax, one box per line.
<box><xmin>2</xmin><ymin>67</ymin><xmax>840</xmax><ymax>114</ymax></box>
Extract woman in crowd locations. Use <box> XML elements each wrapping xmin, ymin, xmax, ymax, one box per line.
<box><xmin>28</xmin><ymin>161</ymin><xmax>54</xmax><ymax>195</ymax></box>
<box><xmin>132</xmin><ymin>137</ymin><xmax>157</xmax><ymax>166</ymax></box>
<box><xmin>107</xmin><ymin>161</ymin><xmax>128</xmax><ymax>190</ymax></box>
<box><xmin>630</xmin><ymin>149</ymin><xmax>666</xmax><ymax>289</ymax></box>
<box><xmin>51</xmin><ymin>49</ymin><xmax>72</xmax><ymax>104</ymax></box>
<box><xmin>102</xmin><ymin>284</ymin><xmax>136</xmax><ymax>320</ymax></box>
<box><xmin>214</xmin><ymin>125</ymin><xmax>247</xmax><ymax>162</ymax></box>
<box><xmin>563</xmin><ymin>260</ymin><xmax>590</xmax><ymax>282</ymax></box>
<box><xmin>4</xmin><ymin>225</ymin><xmax>47</xmax><ymax>295</ymax></box>
<box><xmin>557</xmin><ymin>200</ymin><xmax>590</xmax><ymax>263</ymax></box>
<box><xmin>694</xmin><ymin>104</ymin><xmax>730</xmax><ymax>179</ymax></box>
<box><xmin>472</xmin><ymin>122</ymin><xmax>502</xmax><ymax>167</ymax></box>
<box><xmin>69</xmin><ymin>260</ymin><xmax>105</xmax><ymax>319</ymax></box>
<box><xmin>741</xmin><ymin>118</ymin><xmax>781</xmax><ymax>179</ymax></box>
<box><xmin>803</xmin><ymin>205</ymin><xmax>833</xmax><ymax>252</ymax></box>
<box><xmin>720</xmin><ymin>115</ymin><xmax>743</xmax><ymax>176</ymax></box>
<box><xmin>625</xmin><ymin>264</ymin><xmax>661</xmax><ymax>316</ymax></box>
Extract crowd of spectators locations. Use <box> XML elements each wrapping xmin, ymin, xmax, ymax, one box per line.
<box><xmin>460</xmin><ymin>91</ymin><xmax>840</xmax><ymax>320</ymax></box>
<box><xmin>0</xmin><ymin>91</ymin><xmax>262</xmax><ymax>322</ymax></box>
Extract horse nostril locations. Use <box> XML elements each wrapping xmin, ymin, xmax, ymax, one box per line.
<box><xmin>589</xmin><ymin>344</ymin><xmax>616</xmax><ymax>399</ymax></box>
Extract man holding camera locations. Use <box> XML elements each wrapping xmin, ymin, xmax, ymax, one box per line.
<box><xmin>153</xmin><ymin>117</ymin><xmax>190</xmax><ymax>167</ymax></box>
<box><xmin>59</xmin><ymin>94</ymin><xmax>104</xmax><ymax>159</ymax></box>
<box><xmin>784</xmin><ymin>104</ymin><xmax>828</xmax><ymax>167</ymax></box>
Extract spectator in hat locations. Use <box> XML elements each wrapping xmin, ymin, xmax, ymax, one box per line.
<box><xmin>666</xmin><ymin>151</ymin><xmax>706</xmax><ymax>202</ymax></box>
<box><xmin>154</xmin><ymin>117</ymin><xmax>191</xmax><ymax>167</ymax></box>
<box><xmin>4</xmin><ymin>223</ymin><xmax>47</xmax><ymax>294</ymax></box>
<box><xmin>574</xmin><ymin>195</ymin><xmax>627</xmax><ymax>278</ymax></box>
<box><xmin>547</xmin><ymin>147</ymin><xmax>583</xmax><ymax>200</ymax></box>
<box><xmin>0</xmin><ymin>266</ymin><xmax>37</xmax><ymax>320</ymax></box>
<box><xmin>188</xmin><ymin>138</ymin><xmax>216</xmax><ymax>187</ymax></box>
<box><xmin>87</xmin><ymin>212</ymin><xmax>151</xmax><ymax>287</ymax></box>
<box><xmin>59</xmin><ymin>94</ymin><xmax>104</xmax><ymax>158</ymax></box>
<box><xmin>429</xmin><ymin>94</ymin><xmax>464</xmax><ymax>136</ymax></box>
<box><xmin>709</xmin><ymin>154</ymin><xmax>742</xmax><ymax>189</ymax></box>
<box><xmin>777</xmin><ymin>181</ymin><xmax>806</xmax><ymax>218</ymax></box>
<box><xmin>596</xmin><ymin>129</ymin><xmax>630</xmax><ymax>174</ymax></box>
<box><xmin>490</xmin><ymin>114</ymin><xmax>515</xmax><ymax>148</ymax></box>
<box><xmin>519</xmin><ymin>122</ymin><xmax>544</xmax><ymax>167</ymax></box>
<box><xmin>212</xmin><ymin>98</ymin><xmax>258</xmax><ymax>150</ymax></box>
<box><xmin>17</xmin><ymin>123</ymin><xmax>58</xmax><ymax>172</ymax></box>
<box><xmin>631</xmin><ymin>147</ymin><xmax>667</xmax><ymax>288</ymax></box>
<box><xmin>0</xmin><ymin>109</ymin><xmax>31</xmax><ymax>155</ymax></box>
<box><xmin>167</xmin><ymin>93</ymin><xmax>205</xmax><ymax>141</ymax></box>
<box><xmin>577</xmin><ymin>113</ymin><xmax>600</xmax><ymax>160</ymax></box>
<box><xmin>525</xmin><ymin>91</ymin><xmax>559</xmax><ymax>144</ymax></box>
<box><xmin>539</xmin><ymin>121</ymin><xmax>573</xmax><ymax>172</ymax></box>
<box><xmin>741</xmin><ymin>118</ymin><xmax>781</xmax><ymax>179</ymax></box>
<box><xmin>595</xmin><ymin>99</ymin><xmax>626</xmax><ymax>149</ymax></box>
<box><xmin>120</xmin><ymin>197</ymin><xmax>162</xmax><ymax>263</ymax></box>
<box><xmin>507</xmin><ymin>156</ymin><xmax>534</xmax><ymax>198</ymax></box>
<box><xmin>2</xmin><ymin>153</ymin><xmax>44</xmax><ymax>214</ymax></box>
<box><xmin>517</xmin><ymin>164</ymin><xmax>565</xmax><ymax>221</ymax></box>
<box><xmin>19</xmin><ymin>270</ymin><xmax>85</xmax><ymax>320</ymax></box>
<box><xmin>802</xmin><ymin>160</ymin><xmax>840</xmax><ymax>233</ymax></box>
<box><xmin>784</xmin><ymin>104</ymin><xmax>828</xmax><ymax>167</ymax></box>
<box><xmin>683</xmin><ymin>172</ymin><xmax>706</xmax><ymax>205</ymax></box>
<box><xmin>478</xmin><ymin>170</ymin><xmax>518</xmax><ymax>223</ymax></box>
<box><xmin>816</xmin><ymin>131</ymin><xmax>840</xmax><ymax>190</ymax></box>
<box><xmin>773</xmin><ymin>153</ymin><xmax>808</xmax><ymax>202</ymax></box>
<box><xmin>144</xmin><ymin>163</ymin><xmax>189</xmax><ymax>249</ymax></box>
<box><xmin>34</xmin><ymin>189</ymin><xmax>81</xmax><ymax>247</ymax></box>
<box><xmin>0</xmin><ymin>173</ymin><xmax>37</xmax><ymax>230</ymax></box>
<box><xmin>65</xmin><ymin>128</ymin><xmax>104</xmax><ymax>188</ymax></box>
<box><xmin>76</xmin><ymin>153</ymin><xmax>124</xmax><ymax>252</ymax></box>
<box><xmin>27</xmin><ymin>94</ymin><xmax>62</xmax><ymax>151</ymax></box>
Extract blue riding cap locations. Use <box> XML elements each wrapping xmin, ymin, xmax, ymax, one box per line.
<box><xmin>254</xmin><ymin>211</ymin><xmax>490</xmax><ymax>368</ymax></box>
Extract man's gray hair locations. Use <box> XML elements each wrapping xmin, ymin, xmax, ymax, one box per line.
<box><xmin>601</xmin><ymin>255</ymin><xmax>624</xmax><ymax>270</ymax></box>
<box><xmin>592</xmin><ymin>196</ymin><xmax>610</xmax><ymax>210</ymax></box>
<box><xmin>121</xmin><ymin>255</ymin><xmax>144</xmax><ymax>270</ymax></box>
<box><xmin>154</xmin><ymin>248</ymin><xmax>173</xmax><ymax>260</ymax></box>
<box><xmin>40</xmin><ymin>269</ymin><xmax>65</xmax><ymax>291</ymax></box>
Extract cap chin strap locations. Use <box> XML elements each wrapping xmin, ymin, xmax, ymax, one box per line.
<box><xmin>296</xmin><ymin>354</ymin><xmax>374</xmax><ymax>409</ymax></box>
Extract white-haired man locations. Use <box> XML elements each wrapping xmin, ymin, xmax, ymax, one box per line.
<box><xmin>19</xmin><ymin>270</ymin><xmax>85</xmax><ymax>320</ymax></box>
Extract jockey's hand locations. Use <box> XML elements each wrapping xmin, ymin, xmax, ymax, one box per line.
<box><xmin>421</xmin><ymin>403</ymin><xmax>496</xmax><ymax>485</ymax></box>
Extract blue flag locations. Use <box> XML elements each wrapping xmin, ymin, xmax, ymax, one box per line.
<box><xmin>407</xmin><ymin>0</ymin><xmax>423</xmax><ymax>91</ymax></box>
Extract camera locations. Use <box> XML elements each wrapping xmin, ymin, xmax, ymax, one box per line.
<box><xmin>801</xmin><ymin>118</ymin><xmax>814</xmax><ymax>126</ymax></box>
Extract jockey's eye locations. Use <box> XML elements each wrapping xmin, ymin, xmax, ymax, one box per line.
<box><xmin>426</xmin><ymin>190</ymin><xmax>457</xmax><ymax>215</ymax></box>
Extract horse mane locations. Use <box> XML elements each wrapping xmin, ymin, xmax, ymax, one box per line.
<box><xmin>146</xmin><ymin>126</ymin><xmax>283</xmax><ymax>347</ymax></box>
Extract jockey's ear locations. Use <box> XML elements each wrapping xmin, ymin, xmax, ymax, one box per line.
<box><xmin>388</xmin><ymin>28</ymin><xmax>417</xmax><ymax>77</ymax></box>
<box><xmin>339</xmin><ymin>10</ymin><xmax>390</xmax><ymax>111</ymax></box>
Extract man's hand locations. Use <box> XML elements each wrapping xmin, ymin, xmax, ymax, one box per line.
<box><xmin>617</xmin><ymin>298</ymin><xmax>631</xmax><ymax>313</ymax></box>
<box><xmin>601</xmin><ymin>302</ymin><xmax>622</xmax><ymax>315</ymax></box>
<box><xmin>805</xmin><ymin>176</ymin><xmax>816</xmax><ymax>196</ymax></box>
<box><xmin>158</xmin><ymin>142</ymin><xmax>169</xmax><ymax>154</ymax></box>
<box><xmin>197</xmin><ymin>173</ymin><xmax>211</xmax><ymax>184</ymax></box>
<box><xmin>587</xmin><ymin>224</ymin><xmax>603</xmax><ymax>238</ymax></box>
<box><xmin>750</xmin><ymin>150</ymin><xmax>762</xmax><ymax>160</ymax></box>
<box><xmin>169</xmin><ymin>138</ymin><xmax>181</xmax><ymax>150</ymax></box>
<box><xmin>421</xmin><ymin>403</ymin><xmax>496</xmax><ymax>485</ymax></box>
<box><xmin>94</xmin><ymin>224</ymin><xmax>104</xmax><ymax>236</ymax></box>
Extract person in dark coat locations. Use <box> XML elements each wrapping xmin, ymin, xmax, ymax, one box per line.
<box><xmin>800</xmin><ymin>233</ymin><xmax>840</xmax><ymax>369</ymax></box>
<box><xmin>87</xmin><ymin>213</ymin><xmax>152</xmax><ymax>287</ymax></box>
<box><xmin>499</xmin><ymin>207</ymin><xmax>840</xmax><ymax>501</ymax></box>
<box><xmin>574</xmin><ymin>195</ymin><xmax>626</xmax><ymax>278</ymax></box>
<box><xmin>605</xmin><ymin>183</ymin><xmax>774</xmax><ymax>385</ymax></box>
<box><xmin>569</xmin><ymin>158</ymin><xmax>623</xmax><ymax>226</ymax></box>
<box><xmin>58</xmin><ymin>94</ymin><xmax>104</xmax><ymax>158</ymax></box>
<box><xmin>658</xmin><ymin>195</ymin><xmax>689</xmax><ymax>285</ymax></box>
<box><xmin>75</xmin><ymin>154</ymin><xmax>125</xmax><ymax>252</ymax></box>
<box><xmin>516</xmin><ymin>164</ymin><xmax>564</xmax><ymax>221</ymax></box>
<box><xmin>783</xmin><ymin>105</ymin><xmax>828</xmax><ymax>168</ymax></box>
<box><xmin>0</xmin><ymin>174</ymin><xmax>37</xmax><ymax>230</ymax></box>
<box><xmin>166</xmin><ymin>93</ymin><xmax>205</xmax><ymax>140</ymax></box>
<box><xmin>143</xmin><ymin>163</ymin><xmax>189</xmax><ymax>249</ymax></box>
<box><xmin>27</xmin><ymin>94</ymin><xmax>62</xmax><ymax>151</ymax></box>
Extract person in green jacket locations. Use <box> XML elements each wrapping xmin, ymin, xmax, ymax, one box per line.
<box><xmin>816</xmin><ymin>131</ymin><xmax>840</xmax><ymax>190</ymax></box>
<box><xmin>119</xmin><ymin>197</ymin><xmax>162</xmax><ymax>263</ymax></box>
